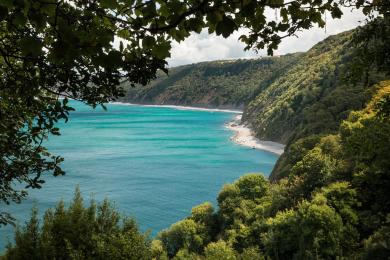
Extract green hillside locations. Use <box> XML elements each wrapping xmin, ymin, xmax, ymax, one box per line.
<box><xmin>242</xmin><ymin>31</ymin><xmax>369</xmax><ymax>144</ymax></box>
<box><xmin>120</xmin><ymin>54</ymin><xmax>301</xmax><ymax>108</ymax></box>
<box><xmin>121</xmin><ymin>28</ymin><xmax>387</xmax><ymax>181</ymax></box>
<box><xmin>243</xmin><ymin>27</ymin><xmax>388</xmax><ymax>180</ymax></box>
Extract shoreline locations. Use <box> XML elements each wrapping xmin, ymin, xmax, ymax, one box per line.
<box><xmin>225</xmin><ymin>115</ymin><xmax>285</xmax><ymax>155</ymax></box>
<box><xmin>111</xmin><ymin>101</ymin><xmax>284</xmax><ymax>155</ymax></box>
<box><xmin>111</xmin><ymin>101</ymin><xmax>243</xmax><ymax>114</ymax></box>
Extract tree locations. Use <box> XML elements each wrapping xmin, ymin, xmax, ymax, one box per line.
<box><xmin>5</xmin><ymin>207</ymin><xmax>43</xmax><ymax>259</ymax></box>
<box><xmin>340</xmin><ymin>80</ymin><xmax>390</xmax><ymax>234</ymax></box>
<box><xmin>264</xmin><ymin>199</ymin><xmax>344</xmax><ymax>259</ymax></box>
<box><xmin>287</xmin><ymin>135</ymin><xmax>347</xmax><ymax>200</ymax></box>
<box><xmin>0</xmin><ymin>0</ymin><xmax>388</xmax><ymax>225</ymax></box>
<box><xmin>362</xmin><ymin>226</ymin><xmax>390</xmax><ymax>260</ymax></box>
<box><xmin>313</xmin><ymin>182</ymin><xmax>360</xmax><ymax>256</ymax></box>
<box><xmin>151</xmin><ymin>239</ymin><xmax>169</xmax><ymax>260</ymax></box>
<box><xmin>217</xmin><ymin>174</ymin><xmax>270</xmax><ymax>251</ymax></box>
<box><xmin>239</xmin><ymin>247</ymin><xmax>265</xmax><ymax>260</ymax></box>
<box><xmin>158</xmin><ymin>219</ymin><xmax>206</xmax><ymax>257</ymax></box>
<box><xmin>204</xmin><ymin>240</ymin><xmax>236</xmax><ymax>260</ymax></box>
<box><xmin>4</xmin><ymin>187</ymin><xmax>151</xmax><ymax>259</ymax></box>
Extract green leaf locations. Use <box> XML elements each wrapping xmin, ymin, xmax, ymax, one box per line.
<box><xmin>12</xmin><ymin>12</ymin><xmax>27</xmax><ymax>26</ymax></box>
<box><xmin>216</xmin><ymin>16</ymin><xmax>237</xmax><ymax>38</ymax></box>
<box><xmin>117</xmin><ymin>29</ymin><xmax>130</xmax><ymax>39</ymax></box>
<box><xmin>0</xmin><ymin>0</ymin><xmax>13</xmax><ymax>9</ymax></box>
<box><xmin>152</xmin><ymin>42</ymin><xmax>171</xmax><ymax>59</ymax></box>
<box><xmin>20</xmin><ymin>37</ymin><xmax>42</xmax><ymax>57</ymax></box>
<box><xmin>207</xmin><ymin>11</ymin><xmax>223</xmax><ymax>25</ymax></box>
<box><xmin>101</xmin><ymin>0</ymin><xmax>118</xmax><ymax>9</ymax></box>
<box><xmin>280</xmin><ymin>8</ymin><xmax>289</xmax><ymax>22</ymax></box>
<box><xmin>142</xmin><ymin>2</ymin><xmax>157</xmax><ymax>17</ymax></box>
<box><xmin>143</xmin><ymin>36</ymin><xmax>156</xmax><ymax>49</ymax></box>
<box><xmin>187</xmin><ymin>18</ymin><xmax>204</xmax><ymax>33</ymax></box>
<box><xmin>331</xmin><ymin>7</ymin><xmax>343</xmax><ymax>19</ymax></box>
<box><xmin>41</xmin><ymin>3</ymin><xmax>56</xmax><ymax>16</ymax></box>
<box><xmin>278</xmin><ymin>23</ymin><xmax>290</xmax><ymax>32</ymax></box>
<box><xmin>158</xmin><ymin>3</ymin><xmax>170</xmax><ymax>17</ymax></box>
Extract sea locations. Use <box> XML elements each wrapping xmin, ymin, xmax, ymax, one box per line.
<box><xmin>0</xmin><ymin>101</ymin><xmax>279</xmax><ymax>251</ymax></box>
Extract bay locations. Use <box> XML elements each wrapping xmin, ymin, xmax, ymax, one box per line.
<box><xmin>0</xmin><ymin>101</ymin><xmax>278</xmax><ymax>251</ymax></box>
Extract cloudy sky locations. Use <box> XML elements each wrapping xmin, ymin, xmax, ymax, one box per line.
<box><xmin>167</xmin><ymin>8</ymin><xmax>367</xmax><ymax>67</ymax></box>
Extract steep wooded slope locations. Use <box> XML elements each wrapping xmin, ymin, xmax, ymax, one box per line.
<box><xmin>242</xmin><ymin>31</ymin><xmax>373</xmax><ymax>145</ymax></box>
<box><xmin>120</xmin><ymin>54</ymin><xmax>301</xmax><ymax>108</ymax></box>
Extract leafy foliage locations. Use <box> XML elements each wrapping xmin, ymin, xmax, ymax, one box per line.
<box><xmin>1</xmin><ymin>0</ymin><xmax>388</xmax><ymax>225</ymax></box>
<box><xmin>245</xmin><ymin>18</ymin><xmax>390</xmax><ymax>180</ymax></box>
<box><xmin>147</xmin><ymin>80</ymin><xmax>390</xmax><ymax>259</ymax></box>
<box><xmin>243</xmin><ymin>30</ymin><xmax>374</xmax><ymax>146</ymax></box>
<box><xmin>204</xmin><ymin>241</ymin><xmax>236</xmax><ymax>260</ymax></box>
<box><xmin>3</xmin><ymin>187</ymin><xmax>151</xmax><ymax>259</ymax></box>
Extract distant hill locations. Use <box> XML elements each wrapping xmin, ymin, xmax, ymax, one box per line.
<box><xmin>119</xmin><ymin>54</ymin><xmax>301</xmax><ymax>109</ymax></box>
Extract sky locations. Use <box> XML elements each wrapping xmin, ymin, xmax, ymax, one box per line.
<box><xmin>167</xmin><ymin>8</ymin><xmax>367</xmax><ymax>67</ymax></box>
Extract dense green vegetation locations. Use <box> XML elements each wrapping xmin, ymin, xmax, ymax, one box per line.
<box><xmin>2</xmin><ymin>0</ymin><xmax>390</xmax><ymax>258</ymax></box>
<box><xmin>3</xmin><ymin>187</ymin><xmax>151</xmax><ymax>260</ymax></box>
<box><xmin>264</xmin><ymin>18</ymin><xmax>390</xmax><ymax>180</ymax></box>
<box><xmin>153</xmin><ymin>80</ymin><xmax>390</xmax><ymax>259</ymax></box>
<box><xmin>242</xmin><ymin>30</ymin><xmax>369</xmax><ymax>144</ymax></box>
<box><xmin>6</xmin><ymin>80</ymin><xmax>390</xmax><ymax>258</ymax></box>
<box><xmin>5</xmin><ymin>0</ymin><xmax>385</xmax><ymax>225</ymax></box>
<box><xmin>120</xmin><ymin>54</ymin><xmax>301</xmax><ymax>108</ymax></box>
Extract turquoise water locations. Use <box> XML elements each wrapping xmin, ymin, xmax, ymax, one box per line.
<box><xmin>0</xmin><ymin>101</ymin><xmax>278</xmax><ymax>251</ymax></box>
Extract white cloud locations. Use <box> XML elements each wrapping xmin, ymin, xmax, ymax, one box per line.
<box><xmin>168</xmin><ymin>8</ymin><xmax>367</xmax><ymax>67</ymax></box>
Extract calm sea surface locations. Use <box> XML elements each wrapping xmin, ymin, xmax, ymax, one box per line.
<box><xmin>0</xmin><ymin>101</ymin><xmax>279</xmax><ymax>251</ymax></box>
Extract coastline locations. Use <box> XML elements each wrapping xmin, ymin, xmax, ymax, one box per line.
<box><xmin>111</xmin><ymin>101</ymin><xmax>243</xmax><ymax>114</ymax></box>
<box><xmin>225</xmin><ymin>115</ymin><xmax>285</xmax><ymax>155</ymax></box>
<box><xmin>111</xmin><ymin>101</ymin><xmax>285</xmax><ymax>155</ymax></box>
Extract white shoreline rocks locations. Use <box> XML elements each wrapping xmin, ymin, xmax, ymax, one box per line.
<box><xmin>225</xmin><ymin>115</ymin><xmax>285</xmax><ymax>155</ymax></box>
